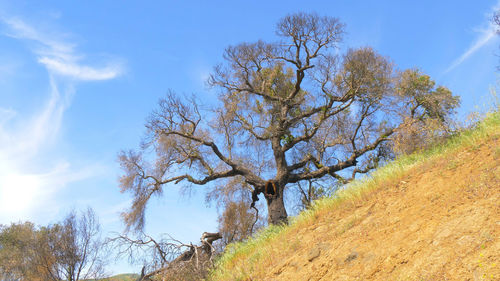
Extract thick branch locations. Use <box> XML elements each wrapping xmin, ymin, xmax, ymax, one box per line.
<box><xmin>159</xmin><ymin>130</ymin><xmax>264</xmax><ymax>186</ymax></box>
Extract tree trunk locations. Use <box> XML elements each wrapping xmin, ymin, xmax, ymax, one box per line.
<box><xmin>264</xmin><ymin>183</ymin><xmax>288</xmax><ymax>225</ymax></box>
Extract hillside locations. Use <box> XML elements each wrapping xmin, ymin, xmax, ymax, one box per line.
<box><xmin>89</xmin><ymin>274</ymin><xmax>139</xmax><ymax>281</ymax></box>
<box><xmin>210</xmin><ymin>112</ymin><xmax>500</xmax><ymax>281</ymax></box>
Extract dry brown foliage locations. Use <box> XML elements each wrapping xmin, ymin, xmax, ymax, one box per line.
<box><xmin>0</xmin><ymin>209</ymin><xmax>106</xmax><ymax>281</ymax></box>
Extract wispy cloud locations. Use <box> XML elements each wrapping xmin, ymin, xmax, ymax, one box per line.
<box><xmin>445</xmin><ymin>1</ymin><xmax>500</xmax><ymax>73</ymax></box>
<box><xmin>0</xmin><ymin>158</ymin><xmax>105</xmax><ymax>223</ymax></box>
<box><xmin>0</xmin><ymin>16</ymin><xmax>124</xmax><ymax>224</ymax></box>
<box><xmin>0</xmin><ymin>90</ymin><xmax>65</xmax><ymax>222</ymax></box>
<box><xmin>2</xmin><ymin>16</ymin><xmax>124</xmax><ymax>80</ymax></box>
<box><xmin>0</xmin><ymin>75</ymin><xmax>84</xmax><ymax>222</ymax></box>
<box><xmin>39</xmin><ymin>57</ymin><xmax>122</xmax><ymax>80</ymax></box>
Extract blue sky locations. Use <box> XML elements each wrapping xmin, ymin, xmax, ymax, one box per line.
<box><xmin>0</xmin><ymin>0</ymin><xmax>499</xmax><ymax>274</ymax></box>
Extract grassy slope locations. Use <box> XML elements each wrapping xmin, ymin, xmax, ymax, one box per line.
<box><xmin>209</xmin><ymin>111</ymin><xmax>500</xmax><ymax>280</ymax></box>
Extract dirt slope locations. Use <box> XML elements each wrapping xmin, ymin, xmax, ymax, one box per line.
<box><xmin>214</xmin><ymin>130</ymin><xmax>500</xmax><ymax>280</ymax></box>
<box><xmin>268</xmin><ymin>139</ymin><xmax>499</xmax><ymax>280</ymax></box>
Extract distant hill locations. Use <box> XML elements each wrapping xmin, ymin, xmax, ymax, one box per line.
<box><xmin>210</xmin><ymin>111</ymin><xmax>500</xmax><ymax>280</ymax></box>
<box><xmin>86</xmin><ymin>274</ymin><xmax>139</xmax><ymax>281</ymax></box>
<box><xmin>105</xmin><ymin>274</ymin><xmax>139</xmax><ymax>281</ymax></box>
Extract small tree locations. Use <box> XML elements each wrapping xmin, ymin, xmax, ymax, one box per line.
<box><xmin>217</xmin><ymin>199</ymin><xmax>262</xmax><ymax>247</ymax></box>
<box><xmin>205</xmin><ymin>177</ymin><xmax>263</xmax><ymax>247</ymax></box>
<box><xmin>294</xmin><ymin>179</ymin><xmax>330</xmax><ymax>210</ymax></box>
<box><xmin>119</xmin><ymin>12</ymin><xmax>459</xmax><ymax>227</ymax></box>
<box><xmin>0</xmin><ymin>222</ymin><xmax>41</xmax><ymax>281</ymax></box>
<box><xmin>35</xmin><ymin>208</ymin><xmax>107</xmax><ymax>281</ymax></box>
<box><xmin>0</xmin><ymin>209</ymin><xmax>107</xmax><ymax>281</ymax></box>
<box><xmin>391</xmin><ymin>69</ymin><xmax>459</xmax><ymax>155</ymax></box>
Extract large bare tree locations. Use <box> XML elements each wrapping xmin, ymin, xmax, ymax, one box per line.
<box><xmin>119</xmin><ymin>12</ymin><xmax>459</xmax><ymax>227</ymax></box>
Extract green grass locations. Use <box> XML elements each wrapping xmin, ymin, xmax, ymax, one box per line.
<box><xmin>208</xmin><ymin>110</ymin><xmax>500</xmax><ymax>280</ymax></box>
<box><xmin>212</xmin><ymin>223</ymin><xmax>287</xmax><ymax>279</ymax></box>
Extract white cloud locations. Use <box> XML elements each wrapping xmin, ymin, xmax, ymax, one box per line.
<box><xmin>445</xmin><ymin>1</ymin><xmax>500</xmax><ymax>73</ymax></box>
<box><xmin>0</xmin><ymin>76</ymin><xmax>64</xmax><ymax>157</ymax></box>
<box><xmin>3</xmin><ymin>17</ymin><xmax>76</xmax><ymax>60</ymax></box>
<box><xmin>2</xmin><ymin>16</ymin><xmax>124</xmax><ymax>81</ymax></box>
<box><xmin>39</xmin><ymin>57</ymin><xmax>122</xmax><ymax>81</ymax></box>
<box><xmin>0</xmin><ymin>161</ymin><xmax>101</xmax><ymax>223</ymax></box>
<box><xmin>0</xmin><ymin>77</ymin><xmax>83</xmax><ymax>223</ymax></box>
<box><xmin>445</xmin><ymin>24</ymin><xmax>497</xmax><ymax>73</ymax></box>
<box><xmin>0</xmin><ymin>15</ymin><xmax>123</xmax><ymax>224</ymax></box>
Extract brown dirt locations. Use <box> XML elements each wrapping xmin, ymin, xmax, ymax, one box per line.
<box><xmin>261</xmin><ymin>138</ymin><xmax>500</xmax><ymax>280</ymax></box>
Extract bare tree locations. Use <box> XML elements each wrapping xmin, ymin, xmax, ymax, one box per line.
<box><xmin>119</xmin><ymin>12</ymin><xmax>459</xmax><ymax>227</ymax></box>
<box><xmin>0</xmin><ymin>209</ymin><xmax>107</xmax><ymax>281</ymax></box>
<box><xmin>217</xmin><ymin>199</ymin><xmax>263</xmax><ymax>247</ymax></box>
<box><xmin>110</xmin><ymin>232</ymin><xmax>221</xmax><ymax>281</ymax></box>
<box><xmin>205</xmin><ymin>177</ymin><xmax>264</xmax><ymax>247</ymax></box>
<box><xmin>110</xmin><ymin>232</ymin><xmax>181</xmax><ymax>275</ymax></box>
<box><xmin>35</xmin><ymin>208</ymin><xmax>107</xmax><ymax>281</ymax></box>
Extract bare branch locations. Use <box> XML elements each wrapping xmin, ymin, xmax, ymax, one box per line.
<box><xmin>288</xmin><ymin>127</ymin><xmax>395</xmax><ymax>183</ymax></box>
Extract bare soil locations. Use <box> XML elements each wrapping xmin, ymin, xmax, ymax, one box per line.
<box><xmin>262</xmin><ymin>138</ymin><xmax>499</xmax><ymax>280</ymax></box>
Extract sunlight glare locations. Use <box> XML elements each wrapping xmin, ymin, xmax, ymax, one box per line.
<box><xmin>0</xmin><ymin>171</ymin><xmax>41</xmax><ymax>217</ymax></box>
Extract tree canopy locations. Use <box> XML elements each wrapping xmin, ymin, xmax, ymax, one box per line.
<box><xmin>119</xmin><ymin>12</ymin><xmax>459</xmax><ymax>228</ymax></box>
